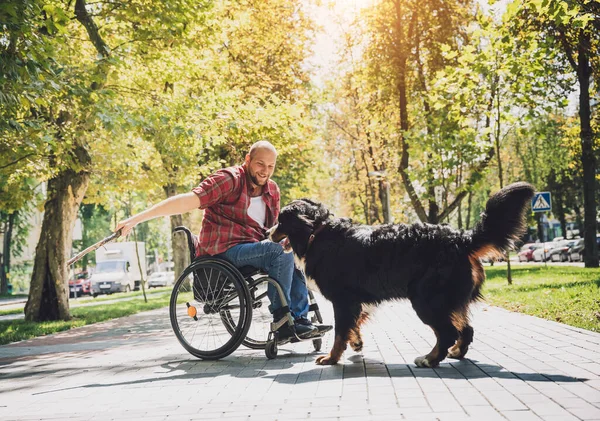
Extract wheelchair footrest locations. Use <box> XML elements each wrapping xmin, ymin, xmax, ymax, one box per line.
<box><xmin>274</xmin><ymin>328</ymin><xmax>328</xmax><ymax>345</ymax></box>
<box><xmin>276</xmin><ymin>332</ymin><xmax>325</xmax><ymax>345</ymax></box>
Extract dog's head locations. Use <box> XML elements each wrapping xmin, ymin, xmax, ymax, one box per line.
<box><xmin>268</xmin><ymin>198</ymin><xmax>332</xmax><ymax>258</ymax></box>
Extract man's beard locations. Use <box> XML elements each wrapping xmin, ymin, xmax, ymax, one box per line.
<box><xmin>249</xmin><ymin>171</ymin><xmax>267</xmax><ymax>186</ymax></box>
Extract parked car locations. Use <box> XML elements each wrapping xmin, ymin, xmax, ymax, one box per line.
<box><xmin>517</xmin><ymin>243</ymin><xmax>540</xmax><ymax>262</ymax></box>
<box><xmin>570</xmin><ymin>235</ymin><xmax>600</xmax><ymax>262</ymax></box>
<box><xmin>532</xmin><ymin>242</ymin><xmax>558</xmax><ymax>262</ymax></box>
<box><xmin>548</xmin><ymin>239</ymin><xmax>576</xmax><ymax>262</ymax></box>
<box><xmin>569</xmin><ymin>239</ymin><xmax>585</xmax><ymax>261</ymax></box>
<box><xmin>147</xmin><ymin>271</ymin><xmax>175</xmax><ymax>288</ymax></box>
<box><xmin>69</xmin><ymin>271</ymin><xmax>91</xmax><ymax>297</ymax></box>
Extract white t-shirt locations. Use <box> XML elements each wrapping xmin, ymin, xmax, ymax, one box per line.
<box><xmin>247</xmin><ymin>196</ymin><xmax>266</xmax><ymax>227</ymax></box>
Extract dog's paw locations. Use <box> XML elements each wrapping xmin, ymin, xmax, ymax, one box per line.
<box><xmin>350</xmin><ymin>340</ymin><xmax>363</xmax><ymax>352</ymax></box>
<box><xmin>316</xmin><ymin>354</ymin><xmax>339</xmax><ymax>365</ymax></box>
<box><xmin>414</xmin><ymin>355</ymin><xmax>437</xmax><ymax>368</ymax></box>
<box><xmin>447</xmin><ymin>345</ymin><xmax>468</xmax><ymax>360</ymax></box>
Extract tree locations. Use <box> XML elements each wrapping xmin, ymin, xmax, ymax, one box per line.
<box><xmin>23</xmin><ymin>0</ymin><xmax>109</xmax><ymax>321</ymax></box>
<box><xmin>324</xmin><ymin>2</ymin><xmax>518</xmax><ymax>225</ymax></box>
<box><xmin>506</xmin><ymin>0</ymin><xmax>600</xmax><ymax>267</ymax></box>
<box><xmin>18</xmin><ymin>0</ymin><xmax>212</xmax><ymax>321</ymax></box>
<box><xmin>1</xmin><ymin>1</ymin><xmax>65</xmax><ymax>295</ymax></box>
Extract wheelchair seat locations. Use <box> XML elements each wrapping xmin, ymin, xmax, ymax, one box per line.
<box><xmin>173</xmin><ymin>226</ymin><xmax>265</xmax><ymax>279</ymax></box>
<box><xmin>238</xmin><ymin>266</ymin><xmax>263</xmax><ymax>278</ymax></box>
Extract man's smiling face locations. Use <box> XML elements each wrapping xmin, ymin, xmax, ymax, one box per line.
<box><xmin>245</xmin><ymin>148</ymin><xmax>276</xmax><ymax>186</ymax></box>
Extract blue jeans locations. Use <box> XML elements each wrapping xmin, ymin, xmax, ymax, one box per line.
<box><xmin>218</xmin><ymin>240</ymin><xmax>309</xmax><ymax>319</ymax></box>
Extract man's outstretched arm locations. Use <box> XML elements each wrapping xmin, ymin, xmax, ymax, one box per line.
<box><xmin>115</xmin><ymin>192</ymin><xmax>200</xmax><ymax>237</ymax></box>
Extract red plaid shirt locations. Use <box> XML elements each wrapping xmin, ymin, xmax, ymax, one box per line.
<box><xmin>192</xmin><ymin>165</ymin><xmax>280</xmax><ymax>256</ymax></box>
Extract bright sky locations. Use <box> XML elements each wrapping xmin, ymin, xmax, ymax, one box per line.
<box><xmin>304</xmin><ymin>0</ymin><xmax>374</xmax><ymax>86</ymax></box>
<box><xmin>304</xmin><ymin>0</ymin><xmax>504</xmax><ymax>86</ymax></box>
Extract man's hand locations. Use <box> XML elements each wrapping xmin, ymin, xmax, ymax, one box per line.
<box><xmin>115</xmin><ymin>216</ymin><xmax>140</xmax><ymax>238</ymax></box>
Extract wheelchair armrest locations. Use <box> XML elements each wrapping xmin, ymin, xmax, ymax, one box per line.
<box><xmin>173</xmin><ymin>226</ymin><xmax>198</xmax><ymax>263</ymax></box>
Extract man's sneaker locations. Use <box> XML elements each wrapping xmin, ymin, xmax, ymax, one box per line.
<box><xmin>315</xmin><ymin>324</ymin><xmax>333</xmax><ymax>334</ymax></box>
<box><xmin>295</xmin><ymin>317</ymin><xmax>333</xmax><ymax>336</ymax></box>
<box><xmin>277</xmin><ymin>321</ymin><xmax>317</xmax><ymax>340</ymax></box>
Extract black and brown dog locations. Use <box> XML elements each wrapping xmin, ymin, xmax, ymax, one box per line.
<box><xmin>268</xmin><ymin>182</ymin><xmax>535</xmax><ymax>367</ymax></box>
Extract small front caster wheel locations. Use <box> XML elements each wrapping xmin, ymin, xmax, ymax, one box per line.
<box><xmin>265</xmin><ymin>340</ymin><xmax>278</xmax><ymax>359</ymax></box>
<box><xmin>313</xmin><ymin>338</ymin><xmax>322</xmax><ymax>352</ymax></box>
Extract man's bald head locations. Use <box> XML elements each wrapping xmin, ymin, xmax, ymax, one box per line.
<box><xmin>248</xmin><ymin>140</ymin><xmax>278</xmax><ymax>159</ymax></box>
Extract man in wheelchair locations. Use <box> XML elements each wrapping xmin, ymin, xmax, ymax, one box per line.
<box><xmin>115</xmin><ymin>140</ymin><xmax>331</xmax><ymax>340</ymax></box>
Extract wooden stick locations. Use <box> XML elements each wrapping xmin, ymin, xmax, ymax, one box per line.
<box><xmin>67</xmin><ymin>230</ymin><xmax>121</xmax><ymax>266</ymax></box>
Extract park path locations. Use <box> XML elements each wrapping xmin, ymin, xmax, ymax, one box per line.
<box><xmin>1</xmin><ymin>298</ymin><xmax>600</xmax><ymax>420</ymax></box>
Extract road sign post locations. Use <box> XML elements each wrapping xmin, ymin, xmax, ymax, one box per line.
<box><xmin>532</xmin><ymin>192</ymin><xmax>552</xmax><ymax>265</ymax></box>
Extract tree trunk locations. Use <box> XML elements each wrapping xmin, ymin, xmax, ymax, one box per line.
<box><xmin>367</xmin><ymin>179</ymin><xmax>380</xmax><ymax>224</ymax></box>
<box><xmin>573</xmin><ymin>201</ymin><xmax>583</xmax><ymax>236</ymax></box>
<box><xmin>556</xmin><ymin>192</ymin><xmax>567</xmax><ymax>239</ymax></box>
<box><xmin>548</xmin><ymin>170</ymin><xmax>566</xmax><ymax>238</ymax></box>
<box><xmin>164</xmin><ymin>183</ymin><xmax>188</xmax><ymax>278</ymax></box>
<box><xmin>393</xmin><ymin>5</ymin><xmax>428</xmax><ymax>223</ymax></box>
<box><xmin>457</xmin><ymin>164</ymin><xmax>463</xmax><ymax>230</ymax></box>
<box><xmin>577</xmin><ymin>32</ymin><xmax>597</xmax><ymax>268</ymax></box>
<box><xmin>465</xmin><ymin>190</ymin><xmax>472</xmax><ymax>230</ymax></box>
<box><xmin>378</xmin><ymin>179</ymin><xmax>390</xmax><ymax>224</ymax></box>
<box><xmin>1</xmin><ymin>212</ymin><xmax>16</xmax><ymax>294</ymax></box>
<box><xmin>494</xmin><ymin>95</ymin><xmax>512</xmax><ymax>284</ymax></box>
<box><xmin>25</xmin><ymin>156</ymin><xmax>89</xmax><ymax>321</ymax></box>
<box><xmin>427</xmin><ymin>183</ymin><xmax>439</xmax><ymax>224</ymax></box>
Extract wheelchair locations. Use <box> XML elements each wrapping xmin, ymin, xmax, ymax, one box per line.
<box><xmin>169</xmin><ymin>227</ymin><xmax>326</xmax><ymax>360</ymax></box>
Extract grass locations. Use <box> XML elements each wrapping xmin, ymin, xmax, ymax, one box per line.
<box><xmin>0</xmin><ymin>291</ymin><xmax>171</xmax><ymax>345</ymax></box>
<box><xmin>0</xmin><ymin>287</ymin><xmax>171</xmax><ymax>316</ymax></box>
<box><xmin>0</xmin><ymin>308</ymin><xmax>23</xmax><ymax>316</ymax></box>
<box><xmin>483</xmin><ymin>264</ymin><xmax>600</xmax><ymax>332</ymax></box>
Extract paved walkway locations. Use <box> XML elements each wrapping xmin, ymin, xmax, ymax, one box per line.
<box><xmin>1</xmin><ymin>298</ymin><xmax>600</xmax><ymax>421</ymax></box>
<box><xmin>0</xmin><ymin>297</ymin><xmax>27</xmax><ymax>308</ymax></box>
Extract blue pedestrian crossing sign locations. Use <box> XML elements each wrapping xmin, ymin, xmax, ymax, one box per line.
<box><xmin>532</xmin><ymin>192</ymin><xmax>551</xmax><ymax>212</ymax></box>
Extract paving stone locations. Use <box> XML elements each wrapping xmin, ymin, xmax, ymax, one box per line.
<box><xmin>2</xmin><ymin>301</ymin><xmax>600</xmax><ymax>420</ymax></box>
<box><xmin>501</xmin><ymin>410</ymin><xmax>543</xmax><ymax>421</ymax></box>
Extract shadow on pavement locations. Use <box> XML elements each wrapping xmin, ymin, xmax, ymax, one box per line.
<box><xmin>26</xmin><ymin>353</ymin><xmax>587</xmax><ymax>397</ymax></box>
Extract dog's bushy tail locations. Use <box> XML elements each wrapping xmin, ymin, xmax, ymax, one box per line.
<box><xmin>470</xmin><ymin>182</ymin><xmax>535</xmax><ymax>260</ymax></box>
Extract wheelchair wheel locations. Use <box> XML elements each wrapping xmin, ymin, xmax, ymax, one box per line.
<box><xmin>265</xmin><ymin>340</ymin><xmax>278</xmax><ymax>359</ymax></box>
<box><xmin>170</xmin><ymin>257</ymin><xmax>252</xmax><ymax>360</ymax></box>
<box><xmin>221</xmin><ymin>276</ymin><xmax>272</xmax><ymax>349</ymax></box>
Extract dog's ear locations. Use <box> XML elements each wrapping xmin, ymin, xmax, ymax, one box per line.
<box><xmin>299</xmin><ymin>198</ymin><xmax>332</xmax><ymax>224</ymax></box>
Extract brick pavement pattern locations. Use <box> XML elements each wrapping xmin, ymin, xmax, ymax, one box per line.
<box><xmin>1</xmin><ymin>298</ymin><xmax>600</xmax><ymax>421</ymax></box>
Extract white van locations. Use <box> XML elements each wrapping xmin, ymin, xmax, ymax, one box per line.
<box><xmin>90</xmin><ymin>242</ymin><xmax>146</xmax><ymax>296</ymax></box>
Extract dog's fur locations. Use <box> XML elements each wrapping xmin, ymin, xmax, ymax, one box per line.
<box><xmin>269</xmin><ymin>182</ymin><xmax>535</xmax><ymax>367</ymax></box>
